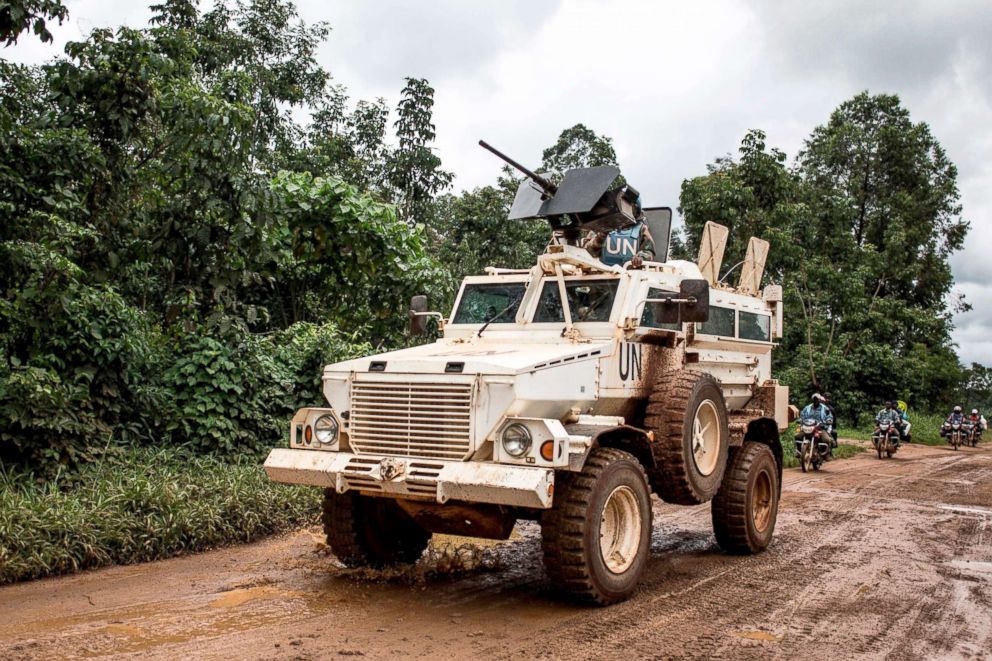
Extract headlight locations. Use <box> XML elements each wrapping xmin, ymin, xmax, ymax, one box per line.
<box><xmin>501</xmin><ymin>423</ymin><xmax>532</xmax><ymax>458</ymax></box>
<box><xmin>801</xmin><ymin>425</ymin><xmax>815</xmax><ymax>434</ymax></box>
<box><xmin>313</xmin><ymin>414</ymin><xmax>339</xmax><ymax>445</ymax></box>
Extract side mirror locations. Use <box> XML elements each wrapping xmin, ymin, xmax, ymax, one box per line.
<box><xmin>654</xmin><ymin>279</ymin><xmax>710</xmax><ymax>324</ymax></box>
<box><xmin>408</xmin><ymin>295</ymin><xmax>428</xmax><ymax>336</ymax></box>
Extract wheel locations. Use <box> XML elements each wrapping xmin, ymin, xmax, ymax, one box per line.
<box><xmin>645</xmin><ymin>371</ymin><xmax>729</xmax><ymax>505</ymax></box>
<box><xmin>712</xmin><ymin>442</ymin><xmax>779</xmax><ymax>554</ymax></box>
<box><xmin>321</xmin><ymin>490</ymin><xmax>431</xmax><ymax>568</ymax></box>
<box><xmin>801</xmin><ymin>441</ymin><xmax>813</xmax><ymax>472</ymax></box>
<box><xmin>541</xmin><ymin>448</ymin><xmax>651</xmax><ymax>605</ymax></box>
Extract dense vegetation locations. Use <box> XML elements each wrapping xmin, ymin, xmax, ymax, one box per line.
<box><xmin>0</xmin><ymin>0</ymin><xmax>983</xmax><ymax>582</ymax></box>
<box><xmin>678</xmin><ymin>111</ymin><xmax>974</xmax><ymax>424</ymax></box>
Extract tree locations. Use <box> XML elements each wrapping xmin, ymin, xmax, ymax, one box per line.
<box><xmin>388</xmin><ymin>77</ymin><xmax>452</xmax><ymax>225</ymax></box>
<box><xmin>0</xmin><ymin>0</ymin><xmax>67</xmax><ymax>45</ymax></box>
<box><xmin>540</xmin><ymin>123</ymin><xmax>620</xmax><ymax>183</ymax></box>
<box><xmin>679</xmin><ymin>95</ymin><xmax>969</xmax><ymax>418</ymax></box>
<box><xmin>0</xmin><ymin>0</ymin><xmax>449</xmax><ymax>467</ymax></box>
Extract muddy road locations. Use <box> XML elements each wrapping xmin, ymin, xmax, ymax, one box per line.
<box><xmin>2</xmin><ymin>442</ymin><xmax>990</xmax><ymax>660</ymax></box>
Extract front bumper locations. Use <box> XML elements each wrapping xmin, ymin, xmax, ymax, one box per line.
<box><xmin>264</xmin><ymin>448</ymin><xmax>555</xmax><ymax>509</ymax></box>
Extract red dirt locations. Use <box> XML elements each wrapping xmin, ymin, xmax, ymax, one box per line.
<box><xmin>1</xmin><ymin>442</ymin><xmax>990</xmax><ymax>660</ymax></box>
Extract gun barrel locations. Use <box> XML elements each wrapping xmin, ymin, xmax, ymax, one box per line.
<box><xmin>479</xmin><ymin>140</ymin><xmax>557</xmax><ymax>194</ymax></box>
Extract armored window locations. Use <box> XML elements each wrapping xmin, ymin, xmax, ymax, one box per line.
<box><xmin>697</xmin><ymin>306</ymin><xmax>735</xmax><ymax>337</ymax></box>
<box><xmin>452</xmin><ymin>283</ymin><xmax>527</xmax><ymax>324</ymax></box>
<box><xmin>739</xmin><ymin>311</ymin><xmax>771</xmax><ymax>342</ymax></box>
<box><xmin>640</xmin><ymin>287</ymin><xmax>681</xmax><ymax>330</ymax></box>
<box><xmin>534</xmin><ymin>279</ymin><xmax>619</xmax><ymax>323</ymax></box>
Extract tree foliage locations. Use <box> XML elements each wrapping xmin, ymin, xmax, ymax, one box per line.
<box><xmin>0</xmin><ymin>0</ymin><xmax>67</xmax><ymax>45</ymax></box>
<box><xmin>540</xmin><ymin>123</ymin><xmax>620</xmax><ymax>182</ymax></box>
<box><xmin>0</xmin><ymin>0</ymin><xmax>443</xmax><ymax>469</ymax></box>
<box><xmin>680</xmin><ymin>94</ymin><xmax>969</xmax><ymax>420</ymax></box>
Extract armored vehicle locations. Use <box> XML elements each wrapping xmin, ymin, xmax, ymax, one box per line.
<box><xmin>265</xmin><ymin>145</ymin><xmax>790</xmax><ymax>604</ymax></box>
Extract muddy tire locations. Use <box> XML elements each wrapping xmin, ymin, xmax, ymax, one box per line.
<box><xmin>712</xmin><ymin>442</ymin><xmax>779</xmax><ymax>555</ymax></box>
<box><xmin>540</xmin><ymin>448</ymin><xmax>651</xmax><ymax>605</ymax></box>
<box><xmin>800</xmin><ymin>440</ymin><xmax>814</xmax><ymax>472</ymax></box>
<box><xmin>645</xmin><ymin>370</ymin><xmax>729</xmax><ymax>505</ymax></box>
<box><xmin>321</xmin><ymin>490</ymin><xmax>430</xmax><ymax>568</ymax></box>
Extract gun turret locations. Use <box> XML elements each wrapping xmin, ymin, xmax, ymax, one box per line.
<box><xmin>479</xmin><ymin>140</ymin><xmax>639</xmax><ymax>245</ymax></box>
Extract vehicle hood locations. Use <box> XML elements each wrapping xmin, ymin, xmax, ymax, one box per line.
<box><xmin>325</xmin><ymin>339</ymin><xmax>614</xmax><ymax>376</ymax></box>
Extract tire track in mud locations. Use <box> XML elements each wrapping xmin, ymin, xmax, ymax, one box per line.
<box><xmin>486</xmin><ymin>445</ymin><xmax>992</xmax><ymax>660</ymax></box>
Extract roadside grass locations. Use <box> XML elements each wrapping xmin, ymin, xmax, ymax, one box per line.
<box><xmin>0</xmin><ymin>448</ymin><xmax>320</xmax><ymax>585</ymax></box>
<box><xmin>837</xmin><ymin>426</ymin><xmax>872</xmax><ymax>442</ymax></box>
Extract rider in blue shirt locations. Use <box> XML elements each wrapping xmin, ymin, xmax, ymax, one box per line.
<box><xmin>796</xmin><ymin>393</ymin><xmax>835</xmax><ymax>448</ymax></box>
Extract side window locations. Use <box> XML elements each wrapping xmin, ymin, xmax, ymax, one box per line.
<box><xmin>697</xmin><ymin>306</ymin><xmax>735</xmax><ymax>337</ymax></box>
<box><xmin>739</xmin><ymin>311</ymin><xmax>771</xmax><ymax>342</ymax></box>
<box><xmin>640</xmin><ymin>287</ymin><xmax>681</xmax><ymax>330</ymax></box>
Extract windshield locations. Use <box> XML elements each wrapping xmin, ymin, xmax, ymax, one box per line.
<box><xmin>534</xmin><ymin>279</ymin><xmax>618</xmax><ymax>323</ymax></box>
<box><xmin>452</xmin><ymin>283</ymin><xmax>527</xmax><ymax>324</ymax></box>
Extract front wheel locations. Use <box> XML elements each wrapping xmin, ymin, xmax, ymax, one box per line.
<box><xmin>712</xmin><ymin>442</ymin><xmax>780</xmax><ymax>554</ymax></box>
<box><xmin>322</xmin><ymin>490</ymin><xmax>431</xmax><ymax>568</ymax></box>
<box><xmin>541</xmin><ymin>448</ymin><xmax>652</xmax><ymax>605</ymax></box>
<box><xmin>801</xmin><ymin>440</ymin><xmax>813</xmax><ymax>473</ymax></box>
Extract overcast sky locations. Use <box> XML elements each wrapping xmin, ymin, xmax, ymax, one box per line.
<box><xmin>6</xmin><ymin>0</ymin><xmax>992</xmax><ymax>364</ymax></box>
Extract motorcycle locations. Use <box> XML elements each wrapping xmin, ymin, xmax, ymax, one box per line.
<box><xmin>872</xmin><ymin>420</ymin><xmax>900</xmax><ymax>459</ymax></box>
<box><xmin>794</xmin><ymin>418</ymin><xmax>830</xmax><ymax>472</ymax></box>
<box><xmin>943</xmin><ymin>420</ymin><xmax>966</xmax><ymax>450</ymax></box>
<box><xmin>966</xmin><ymin>421</ymin><xmax>981</xmax><ymax>447</ymax></box>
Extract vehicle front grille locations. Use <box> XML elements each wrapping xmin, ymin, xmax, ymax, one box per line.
<box><xmin>349</xmin><ymin>381</ymin><xmax>473</xmax><ymax>460</ymax></box>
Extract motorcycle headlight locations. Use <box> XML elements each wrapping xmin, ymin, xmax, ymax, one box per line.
<box><xmin>313</xmin><ymin>414</ymin><xmax>339</xmax><ymax>445</ymax></box>
<box><xmin>501</xmin><ymin>423</ymin><xmax>532</xmax><ymax>458</ymax></box>
<box><xmin>801</xmin><ymin>425</ymin><xmax>815</xmax><ymax>433</ymax></box>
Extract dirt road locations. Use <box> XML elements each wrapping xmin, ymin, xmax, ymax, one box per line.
<box><xmin>2</xmin><ymin>442</ymin><xmax>990</xmax><ymax>660</ymax></box>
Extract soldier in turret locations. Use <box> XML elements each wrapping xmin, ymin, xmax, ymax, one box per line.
<box><xmin>583</xmin><ymin>212</ymin><xmax>656</xmax><ymax>268</ymax></box>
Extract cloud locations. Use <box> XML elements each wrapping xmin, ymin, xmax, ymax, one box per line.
<box><xmin>306</xmin><ymin>0</ymin><xmax>563</xmax><ymax>96</ymax></box>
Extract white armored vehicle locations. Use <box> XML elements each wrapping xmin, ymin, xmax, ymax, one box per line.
<box><xmin>265</xmin><ymin>145</ymin><xmax>790</xmax><ymax>604</ymax></box>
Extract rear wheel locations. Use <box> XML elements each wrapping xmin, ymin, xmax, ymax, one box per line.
<box><xmin>541</xmin><ymin>448</ymin><xmax>651</xmax><ymax>605</ymax></box>
<box><xmin>712</xmin><ymin>442</ymin><xmax>779</xmax><ymax>554</ymax></box>
<box><xmin>645</xmin><ymin>371</ymin><xmax>729</xmax><ymax>504</ymax></box>
<box><xmin>322</xmin><ymin>490</ymin><xmax>431</xmax><ymax>568</ymax></box>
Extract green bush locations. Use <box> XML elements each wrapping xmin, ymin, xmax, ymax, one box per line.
<box><xmin>161</xmin><ymin>322</ymin><xmax>370</xmax><ymax>456</ymax></box>
<box><xmin>0</xmin><ymin>447</ymin><xmax>320</xmax><ymax>584</ymax></box>
<box><xmin>0</xmin><ymin>284</ymin><xmax>166</xmax><ymax>467</ymax></box>
<box><xmin>161</xmin><ymin>330</ymin><xmax>291</xmax><ymax>456</ymax></box>
<box><xmin>271</xmin><ymin>321</ymin><xmax>372</xmax><ymax>410</ymax></box>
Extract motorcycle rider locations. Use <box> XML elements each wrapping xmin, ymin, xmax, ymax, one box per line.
<box><xmin>876</xmin><ymin>401</ymin><xmax>904</xmax><ymax>446</ymax></box>
<box><xmin>968</xmin><ymin>408</ymin><xmax>985</xmax><ymax>441</ymax></box>
<box><xmin>898</xmin><ymin>401</ymin><xmax>912</xmax><ymax>443</ymax></box>
<box><xmin>940</xmin><ymin>405</ymin><xmax>966</xmax><ymax>438</ymax></box>
<box><xmin>796</xmin><ymin>393</ymin><xmax>835</xmax><ymax>450</ymax></box>
<box><xmin>823</xmin><ymin>392</ymin><xmax>839</xmax><ymax>445</ymax></box>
